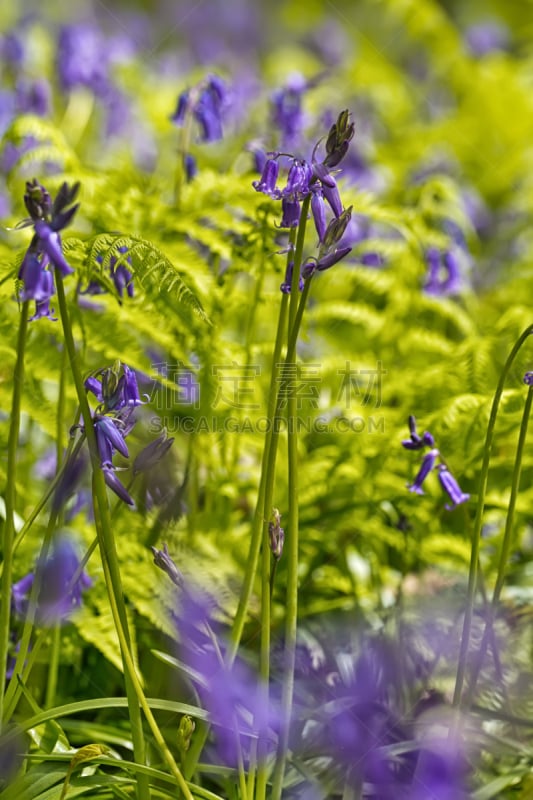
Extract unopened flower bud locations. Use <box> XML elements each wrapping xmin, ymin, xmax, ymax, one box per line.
<box><xmin>269</xmin><ymin>508</ymin><xmax>284</xmax><ymax>560</ymax></box>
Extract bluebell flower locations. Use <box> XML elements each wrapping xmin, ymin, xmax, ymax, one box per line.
<box><xmin>407</xmin><ymin>449</ymin><xmax>439</xmax><ymax>495</ymax></box>
<box><xmin>11</xmin><ymin>537</ymin><xmax>92</xmax><ymax>623</ymax></box>
<box><xmin>252</xmin><ymin>157</ymin><xmax>280</xmax><ymax>198</ymax></box>
<box><xmin>402</xmin><ymin>415</ymin><xmax>435</xmax><ymax>450</ymax></box>
<box><xmin>133</xmin><ymin>429</ymin><xmax>174</xmax><ymax>475</ymax></box>
<box><xmin>151</xmin><ymin>542</ymin><xmax>184</xmax><ymax>587</ymax></box>
<box><xmin>437</xmin><ymin>465</ymin><xmax>470</xmax><ymax>510</ymax></box>
<box><xmin>271</xmin><ymin>73</ymin><xmax>307</xmax><ymax>145</ymax></box>
<box><xmin>424</xmin><ymin>247</ymin><xmax>462</xmax><ymax>296</ymax></box>
<box><xmin>94</xmin><ymin>415</ymin><xmax>130</xmax><ymax>467</ymax></box>
<box><xmin>321</xmin><ymin>175</ymin><xmax>343</xmax><ymax>217</ymax></box>
<box><xmin>15</xmin><ymin>78</ymin><xmax>51</xmax><ymax>117</ymax></box>
<box><xmin>282</xmin><ymin>159</ymin><xmax>312</xmax><ymax>198</ymax></box>
<box><xmin>279</xmin><ymin>197</ymin><xmax>301</xmax><ymax>228</ymax></box>
<box><xmin>86</xmin><ymin>362</ymin><xmax>143</xmax><ymax>412</ymax></box>
<box><xmin>94</xmin><ymin>414</ymin><xmax>134</xmax><ymax>505</ymax></box>
<box><xmin>57</xmin><ymin>24</ymin><xmax>109</xmax><ymax>95</ymax></box>
<box><xmin>176</xmin><ymin>586</ymin><xmax>281</xmax><ymax>768</ymax></box>
<box><xmin>171</xmin><ymin>74</ymin><xmax>227</xmax><ymax>144</ymax></box>
<box><xmin>311</xmin><ymin>187</ymin><xmax>327</xmax><ymax>242</ymax></box>
<box><xmin>17</xmin><ymin>180</ymin><xmax>79</xmax><ymax>320</ymax></box>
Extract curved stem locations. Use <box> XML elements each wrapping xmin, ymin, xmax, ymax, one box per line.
<box><xmin>55</xmin><ymin>275</ymin><xmax>150</xmax><ymax>800</ymax></box>
<box><xmin>453</xmin><ymin>324</ymin><xmax>533</xmax><ymax>709</ymax></box>
<box><xmin>0</xmin><ymin>301</ymin><xmax>29</xmax><ymax>728</ymax></box>
<box><xmin>463</xmin><ymin>384</ymin><xmax>533</xmax><ymax>707</ymax></box>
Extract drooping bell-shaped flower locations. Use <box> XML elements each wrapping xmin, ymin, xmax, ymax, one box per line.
<box><xmin>407</xmin><ymin>448</ymin><xmax>439</xmax><ymax>495</ymax></box>
<box><xmin>437</xmin><ymin>465</ymin><xmax>470</xmax><ymax>510</ymax></box>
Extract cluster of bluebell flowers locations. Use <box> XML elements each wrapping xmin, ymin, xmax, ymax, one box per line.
<box><xmin>17</xmin><ymin>179</ymin><xmax>79</xmax><ymax>320</ymax></box>
<box><xmin>84</xmin><ymin>362</ymin><xmax>174</xmax><ymax>506</ymax></box>
<box><xmin>253</xmin><ymin>109</ymin><xmax>354</xmax><ymax>292</ymax></box>
<box><xmin>81</xmin><ymin>245</ymin><xmax>134</xmax><ymax>300</ymax></box>
<box><xmin>85</xmin><ymin>362</ymin><xmax>143</xmax><ymax>505</ymax></box>
<box><xmin>402</xmin><ymin>416</ymin><xmax>470</xmax><ymax>510</ymax></box>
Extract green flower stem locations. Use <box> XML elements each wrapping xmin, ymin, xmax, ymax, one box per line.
<box><xmin>256</xmin><ymin>199</ymin><xmax>310</xmax><ymax>799</ymax></box>
<box><xmin>98</xmin><ymin>548</ymin><xmax>194</xmax><ymax>800</ymax></box>
<box><xmin>3</xmin><ymin>510</ymin><xmax>56</xmax><ymax>720</ymax></box>
<box><xmin>453</xmin><ymin>324</ymin><xmax>533</xmax><ymax>710</ymax></box>
<box><xmin>56</xmin><ymin>345</ymin><xmax>68</xmax><ymax>471</ymax></box>
<box><xmin>463</xmin><ymin>384</ymin><xmax>533</xmax><ymax>708</ymax></box>
<box><xmin>0</xmin><ymin>300</ymin><xmax>29</xmax><ymax>728</ymax></box>
<box><xmin>226</xmin><ymin>255</ymin><xmax>295</xmax><ymax>664</ymax></box>
<box><xmin>270</xmin><ymin>329</ymin><xmax>312</xmax><ymax>797</ymax></box>
<box><xmin>45</xmin><ymin>623</ymin><xmax>61</xmax><ymax>709</ymax></box>
<box><xmin>54</xmin><ymin>275</ymin><xmax>150</xmax><ymax>800</ymax></box>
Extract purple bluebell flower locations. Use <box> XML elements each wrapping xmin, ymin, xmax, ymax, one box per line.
<box><xmin>86</xmin><ymin>363</ymin><xmax>143</xmax><ymax>412</ymax></box>
<box><xmin>282</xmin><ymin>159</ymin><xmax>312</xmax><ymax>198</ymax></box>
<box><xmin>33</xmin><ymin>222</ymin><xmax>73</xmax><ymax>277</ymax></box>
<box><xmin>465</xmin><ymin>21</ymin><xmax>509</xmax><ymax>57</ymax></box>
<box><xmin>17</xmin><ymin>180</ymin><xmax>79</xmax><ymax>319</ymax></box>
<box><xmin>280</xmin><ymin>197</ymin><xmax>301</xmax><ymax>229</ymax></box>
<box><xmin>12</xmin><ymin>537</ymin><xmax>92</xmax><ymax>623</ymax></box>
<box><xmin>360</xmin><ymin>251</ymin><xmax>384</xmax><ymax>267</ymax></box>
<box><xmin>57</xmin><ymin>24</ymin><xmax>109</xmax><ymax>95</ymax></box>
<box><xmin>94</xmin><ymin>415</ymin><xmax>129</xmax><ymax>466</ymax></box>
<box><xmin>409</xmin><ymin>734</ymin><xmax>470</xmax><ymax>800</ymax></box>
<box><xmin>0</xmin><ymin>724</ymin><xmax>26</xmax><ymax>790</ymax></box>
<box><xmin>172</xmin><ymin>74</ymin><xmax>227</xmax><ymax>143</ymax></box>
<box><xmin>15</xmin><ymin>79</ymin><xmax>51</xmax><ymax>117</ymax></box>
<box><xmin>280</xmin><ymin>260</ymin><xmax>304</xmax><ymax>294</ymax></box>
<box><xmin>321</xmin><ymin>176</ymin><xmax>343</xmax><ymax>217</ymax></box>
<box><xmin>151</xmin><ymin>542</ymin><xmax>183</xmax><ymax>587</ymax></box>
<box><xmin>171</xmin><ymin>91</ymin><xmax>189</xmax><ymax>125</ymax></box>
<box><xmin>133</xmin><ymin>429</ymin><xmax>174</xmax><ymax>475</ymax></box>
<box><xmin>184</xmin><ymin>153</ymin><xmax>197</xmax><ymax>182</ymax></box>
<box><xmin>102</xmin><ymin>466</ymin><xmax>134</xmax><ymax>506</ymax></box>
<box><xmin>271</xmin><ymin>72</ymin><xmax>306</xmax><ymax>145</ymax></box>
<box><xmin>1</xmin><ymin>32</ymin><xmax>24</xmax><ymax>68</ymax></box>
<box><xmin>524</xmin><ymin>372</ymin><xmax>533</xmax><ymax>386</ymax></box>
<box><xmin>424</xmin><ymin>247</ymin><xmax>462</xmax><ymax>297</ymax></box>
<box><xmin>176</xmin><ymin>587</ymin><xmax>280</xmax><ymax>767</ymax></box>
<box><xmin>402</xmin><ymin>416</ymin><xmax>435</xmax><ymax>450</ymax></box>
<box><xmin>52</xmin><ymin>450</ymin><xmax>87</xmax><ymax>514</ymax></box>
<box><xmin>311</xmin><ymin>187</ymin><xmax>327</xmax><ymax>241</ymax></box>
<box><xmin>252</xmin><ymin>157</ymin><xmax>280</xmax><ymax>198</ymax></box>
<box><xmin>407</xmin><ymin>449</ymin><xmax>439</xmax><ymax>495</ymax></box>
<box><xmin>437</xmin><ymin>465</ymin><xmax>470</xmax><ymax>510</ymax></box>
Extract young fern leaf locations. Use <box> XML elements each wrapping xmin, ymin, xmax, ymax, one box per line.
<box><xmin>83</xmin><ymin>233</ymin><xmax>210</xmax><ymax>323</ymax></box>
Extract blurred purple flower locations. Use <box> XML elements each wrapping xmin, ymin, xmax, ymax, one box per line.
<box><xmin>57</xmin><ymin>24</ymin><xmax>109</xmax><ymax>95</ymax></box>
<box><xmin>465</xmin><ymin>21</ymin><xmax>509</xmax><ymax>57</ymax></box>
<box><xmin>171</xmin><ymin>75</ymin><xmax>228</xmax><ymax>143</ymax></box>
<box><xmin>271</xmin><ymin>72</ymin><xmax>307</xmax><ymax>146</ymax></box>
<box><xmin>12</xmin><ymin>537</ymin><xmax>92</xmax><ymax>623</ymax></box>
<box><xmin>424</xmin><ymin>248</ymin><xmax>462</xmax><ymax>296</ymax></box>
<box><xmin>407</xmin><ymin>449</ymin><xmax>439</xmax><ymax>495</ymax></box>
<box><xmin>176</xmin><ymin>587</ymin><xmax>280</xmax><ymax>767</ymax></box>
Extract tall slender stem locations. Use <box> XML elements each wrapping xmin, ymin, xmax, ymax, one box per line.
<box><xmin>453</xmin><ymin>324</ymin><xmax>533</xmax><ymax>709</ymax></box>
<box><xmin>55</xmin><ymin>274</ymin><xmax>150</xmax><ymax>800</ymax></box>
<box><xmin>270</xmin><ymin>198</ymin><xmax>312</xmax><ymax>800</ymax></box>
<box><xmin>463</xmin><ymin>384</ymin><xmax>533</xmax><ymax>707</ymax></box>
<box><xmin>0</xmin><ymin>300</ymin><xmax>29</xmax><ymax>728</ymax></box>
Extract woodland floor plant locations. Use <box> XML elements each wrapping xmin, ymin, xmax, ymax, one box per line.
<box><xmin>2</xmin><ymin>1</ymin><xmax>533</xmax><ymax>799</ymax></box>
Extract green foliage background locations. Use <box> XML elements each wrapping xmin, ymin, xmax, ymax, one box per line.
<box><xmin>1</xmin><ymin>0</ymin><xmax>533</xmax><ymax>797</ymax></box>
